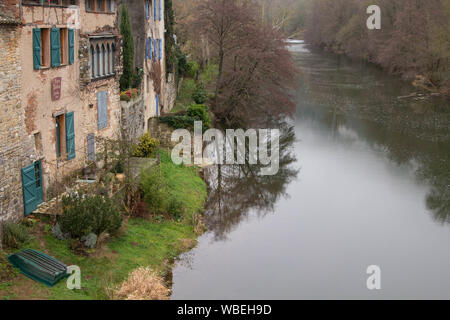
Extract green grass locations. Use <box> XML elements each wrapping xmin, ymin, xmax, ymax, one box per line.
<box><xmin>0</xmin><ymin>152</ymin><xmax>207</xmax><ymax>300</ymax></box>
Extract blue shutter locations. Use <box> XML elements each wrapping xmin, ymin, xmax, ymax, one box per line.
<box><xmin>146</xmin><ymin>37</ymin><xmax>149</xmax><ymax>60</ymax></box>
<box><xmin>159</xmin><ymin>0</ymin><xmax>162</xmax><ymax>21</ymax></box>
<box><xmin>97</xmin><ymin>91</ymin><xmax>108</xmax><ymax>130</ymax></box>
<box><xmin>154</xmin><ymin>39</ymin><xmax>157</xmax><ymax>61</ymax></box>
<box><xmin>51</xmin><ymin>28</ymin><xmax>61</xmax><ymax>67</ymax></box>
<box><xmin>154</xmin><ymin>0</ymin><xmax>157</xmax><ymax>21</ymax></box>
<box><xmin>65</xmin><ymin>112</ymin><xmax>76</xmax><ymax>160</ymax></box>
<box><xmin>68</xmin><ymin>29</ymin><xmax>74</xmax><ymax>65</ymax></box>
<box><xmin>149</xmin><ymin>37</ymin><xmax>152</xmax><ymax>60</ymax></box>
<box><xmin>87</xmin><ymin>133</ymin><xmax>95</xmax><ymax>162</ymax></box>
<box><xmin>56</xmin><ymin>117</ymin><xmax>61</xmax><ymax>158</ymax></box>
<box><xmin>21</xmin><ymin>162</ymin><xmax>43</xmax><ymax>216</ymax></box>
<box><xmin>159</xmin><ymin>39</ymin><xmax>162</xmax><ymax>60</ymax></box>
<box><xmin>145</xmin><ymin>2</ymin><xmax>149</xmax><ymax>20</ymax></box>
<box><xmin>22</xmin><ymin>164</ymin><xmax>37</xmax><ymax>216</ymax></box>
<box><xmin>33</xmin><ymin>28</ymin><xmax>41</xmax><ymax>70</ymax></box>
<box><xmin>156</xmin><ymin>94</ymin><xmax>159</xmax><ymax>116</ymax></box>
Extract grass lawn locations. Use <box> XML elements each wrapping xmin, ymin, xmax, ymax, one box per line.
<box><xmin>0</xmin><ymin>151</ymin><xmax>207</xmax><ymax>300</ymax></box>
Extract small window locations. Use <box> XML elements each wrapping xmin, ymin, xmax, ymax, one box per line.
<box><xmin>107</xmin><ymin>0</ymin><xmax>114</xmax><ymax>12</ymax></box>
<box><xmin>60</xmin><ymin>28</ymin><xmax>68</xmax><ymax>65</ymax></box>
<box><xmin>86</xmin><ymin>0</ymin><xmax>92</xmax><ymax>10</ymax></box>
<box><xmin>96</xmin><ymin>0</ymin><xmax>104</xmax><ymax>12</ymax></box>
<box><xmin>34</xmin><ymin>132</ymin><xmax>42</xmax><ymax>153</ymax></box>
<box><xmin>90</xmin><ymin>45</ymin><xmax>95</xmax><ymax>78</ymax></box>
<box><xmin>56</xmin><ymin>114</ymin><xmax>66</xmax><ymax>158</ymax></box>
<box><xmin>34</xmin><ymin>162</ymin><xmax>41</xmax><ymax>188</ymax></box>
<box><xmin>95</xmin><ymin>44</ymin><xmax>100</xmax><ymax>76</ymax></box>
<box><xmin>41</xmin><ymin>28</ymin><xmax>51</xmax><ymax>68</ymax></box>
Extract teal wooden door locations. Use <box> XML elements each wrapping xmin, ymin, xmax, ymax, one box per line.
<box><xmin>21</xmin><ymin>161</ymin><xmax>43</xmax><ymax>216</ymax></box>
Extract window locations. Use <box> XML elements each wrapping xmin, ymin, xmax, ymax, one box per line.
<box><xmin>60</xmin><ymin>28</ymin><xmax>68</xmax><ymax>65</ymax></box>
<box><xmin>24</xmin><ymin>0</ymin><xmax>78</xmax><ymax>6</ymax></box>
<box><xmin>111</xmin><ymin>43</ymin><xmax>115</xmax><ymax>74</ymax></box>
<box><xmin>87</xmin><ymin>0</ymin><xmax>111</xmax><ymax>12</ymax></box>
<box><xmin>107</xmin><ymin>0</ymin><xmax>114</xmax><ymax>12</ymax></box>
<box><xmin>56</xmin><ymin>112</ymin><xmax>76</xmax><ymax>160</ymax></box>
<box><xmin>34</xmin><ymin>132</ymin><xmax>42</xmax><ymax>153</ymax></box>
<box><xmin>145</xmin><ymin>1</ymin><xmax>150</xmax><ymax>20</ymax></box>
<box><xmin>106</xmin><ymin>44</ymin><xmax>110</xmax><ymax>75</ymax></box>
<box><xmin>99</xmin><ymin>44</ymin><xmax>105</xmax><ymax>76</ymax></box>
<box><xmin>95</xmin><ymin>44</ymin><xmax>100</xmax><ymax>76</ymax></box>
<box><xmin>33</xmin><ymin>27</ymin><xmax>74</xmax><ymax>70</ymax></box>
<box><xmin>90</xmin><ymin>37</ymin><xmax>115</xmax><ymax>79</ymax></box>
<box><xmin>96</xmin><ymin>0</ymin><xmax>104</xmax><ymax>12</ymax></box>
<box><xmin>40</xmin><ymin>29</ymin><xmax>50</xmax><ymax>68</ymax></box>
<box><xmin>86</xmin><ymin>0</ymin><xmax>92</xmax><ymax>10</ymax></box>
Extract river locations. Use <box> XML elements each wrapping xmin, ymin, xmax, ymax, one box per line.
<box><xmin>171</xmin><ymin>41</ymin><xmax>450</xmax><ymax>299</ymax></box>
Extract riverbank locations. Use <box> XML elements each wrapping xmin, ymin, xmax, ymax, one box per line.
<box><xmin>0</xmin><ymin>151</ymin><xmax>207</xmax><ymax>300</ymax></box>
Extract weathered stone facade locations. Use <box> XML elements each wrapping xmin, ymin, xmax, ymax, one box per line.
<box><xmin>120</xmin><ymin>97</ymin><xmax>146</xmax><ymax>142</ymax></box>
<box><xmin>0</xmin><ymin>1</ymin><xmax>123</xmax><ymax>221</ymax></box>
<box><xmin>0</xmin><ymin>8</ymin><xmax>35</xmax><ymax>222</ymax></box>
<box><xmin>0</xmin><ymin>0</ymin><xmax>174</xmax><ymax>222</ymax></box>
<box><xmin>148</xmin><ymin>117</ymin><xmax>175</xmax><ymax>148</ymax></box>
<box><xmin>126</xmin><ymin>0</ymin><xmax>168</xmax><ymax>134</ymax></box>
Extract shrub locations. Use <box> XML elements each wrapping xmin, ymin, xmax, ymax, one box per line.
<box><xmin>113</xmin><ymin>160</ymin><xmax>124</xmax><ymax>174</ymax></box>
<box><xmin>159</xmin><ymin>115</ymin><xmax>196</xmax><ymax>130</ymax></box>
<box><xmin>185</xmin><ymin>60</ymin><xmax>199</xmax><ymax>78</ymax></box>
<box><xmin>168</xmin><ymin>197</ymin><xmax>185</xmax><ymax>220</ymax></box>
<box><xmin>0</xmin><ymin>251</ymin><xmax>18</xmax><ymax>283</ymax></box>
<box><xmin>59</xmin><ymin>194</ymin><xmax>122</xmax><ymax>239</ymax></box>
<box><xmin>140</xmin><ymin>167</ymin><xmax>168</xmax><ymax>215</ymax></box>
<box><xmin>192</xmin><ymin>82</ymin><xmax>207</xmax><ymax>104</ymax></box>
<box><xmin>2</xmin><ymin>222</ymin><xmax>33</xmax><ymax>249</ymax></box>
<box><xmin>120</xmin><ymin>89</ymin><xmax>139</xmax><ymax>102</ymax></box>
<box><xmin>187</xmin><ymin>104</ymin><xmax>211</xmax><ymax>129</ymax></box>
<box><xmin>133</xmin><ymin>132</ymin><xmax>160</xmax><ymax>158</ymax></box>
<box><xmin>120</xmin><ymin>92</ymin><xmax>131</xmax><ymax>102</ymax></box>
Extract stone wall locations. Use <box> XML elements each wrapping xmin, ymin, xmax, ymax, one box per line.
<box><xmin>164</xmin><ymin>72</ymin><xmax>177</xmax><ymax>112</ymax></box>
<box><xmin>0</xmin><ymin>23</ymin><xmax>35</xmax><ymax>222</ymax></box>
<box><xmin>120</xmin><ymin>96</ymin><xmax>146</xmax><ymax>142</ymax></box>
<box><xmin>148</xmin><ymin>117</ymin><xmax>175</xmax><ymax>148</ymax></box>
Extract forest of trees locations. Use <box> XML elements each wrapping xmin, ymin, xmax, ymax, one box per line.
<box><xmin>173</xmin><ymin>0</ymin><xmax>299</xmax><ymax>124</ymax></box>
<box><xmin>304</xmin><ymin>0</ymin><xmax>450</xmax><ymax>95</ymax></box>
<box><xmin>174</xmin><ymin>0</ymin><xmax>450</xmax><ymax>96</ymax></box>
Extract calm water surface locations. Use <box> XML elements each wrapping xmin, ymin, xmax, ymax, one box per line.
<box><xmin>171</xmin><ymin>42</ymin><xmax>450</xmax><ymax>299</ymax></box>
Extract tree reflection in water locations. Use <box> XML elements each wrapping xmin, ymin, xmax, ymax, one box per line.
<box><xmin>202</xmin><ymin>121</ymin><xmax>299</xmax><ymax>241</ymax></box>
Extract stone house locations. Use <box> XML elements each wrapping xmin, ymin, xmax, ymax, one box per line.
<box><xmin>0</xmin><ymin>0</ymin><xmax>123</xmax><ymax>220</ymax></box>
<box><xmin>0</xmin><ymin>1</ymin><xmax>35</xmax><ymax>222</ymax></box>
<box><xmin>125</xmin><ymin>0</ymin><xmax>175</xmax><ymax>136</ymax></box>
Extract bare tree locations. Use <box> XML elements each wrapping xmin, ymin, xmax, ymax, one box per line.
<box><xmin>194</xmin><ymin>0</ymin><xmax>299</xmax><ymax>124</ymax></box>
